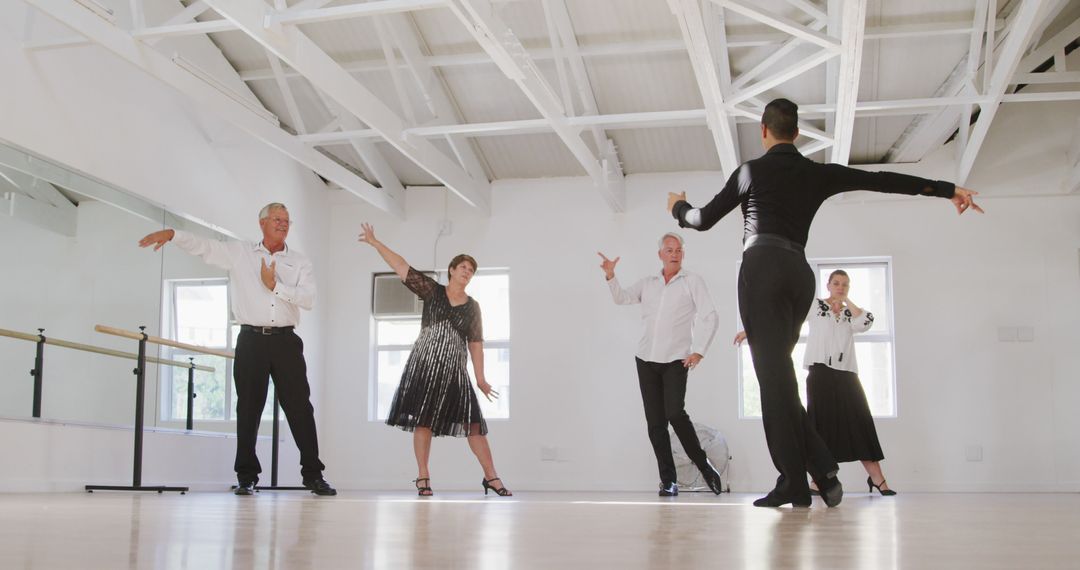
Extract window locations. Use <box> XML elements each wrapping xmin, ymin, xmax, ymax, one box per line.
<box><xmin>372</xmin><ymin>270</ymin><xmax>510</xmax><ymax>421</ymax></box>
<box><xmin>739</xmin><ymin>258</ymin><xmax>896</xmax><ymax>418</ymax></box>
<box><xmin>161</xmin><ymin>279</ymin><xmax>274</xmax><ymax>423</ymax></box>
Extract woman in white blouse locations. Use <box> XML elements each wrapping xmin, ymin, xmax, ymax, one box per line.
<box><xmin>737</xmin><ymin>269</ymin><xmax>895</xmax><ymax>496</ymax></box>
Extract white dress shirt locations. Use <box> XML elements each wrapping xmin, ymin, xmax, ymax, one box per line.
<box><xmin>608</xmin><ymin>269</ymin><xmax>719</xmax><ymax>363</ymax></box>
<box><xmin>171</xmin><ymin>230</ymin><xmax>315</xmax><ymax>327</ymax></box>
<box><xmin>803</xmin><ymin>298</ymin><xmax>874</xmax><ymax>373</ymax></box>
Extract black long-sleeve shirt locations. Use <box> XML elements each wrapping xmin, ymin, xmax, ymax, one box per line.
<box><xmin>672</xmin><ymin>143</ymin><xmax>956</xmax><ymax>246</ymax></box>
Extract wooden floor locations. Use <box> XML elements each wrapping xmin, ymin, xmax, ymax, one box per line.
<box><xmin>1</xmin><ymin>490</ymin><xmax>1077</xmax><ymax>569</ymax></box>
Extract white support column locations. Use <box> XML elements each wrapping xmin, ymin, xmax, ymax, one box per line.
<box><xmin>702</xmin><ymin>1</ymin><xmax>741</xmax><ymax>163</ymax></box>
<box><xmin>202</xmin><ymin>0</ymin><xmax>490</xmax><ymax>212</ymax></box>
<box><xmin>831</xmin><ymin>0</ymin><xmax>867</xmax><ymax>166</ymax></box>
<box><xmin>668</xmin><ymin>0</ymin><xmax>740</xmax><ymax>177</ymax></box>
<box><xmin>24</xmin><ymin>0</ymin><xmax>403</xmax><ymax>217</ymax></box>
<box><xmin>957</xmin><ymin>0</ymin><xmax>1047</xmax><ymax>185</ymax></box>
<box><xmin>446</xmin><ymin>0</ymin><xmax>623</xmax><ymax>211</ymax></box>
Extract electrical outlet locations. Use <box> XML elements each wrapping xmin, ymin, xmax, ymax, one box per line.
<box><xmin>965</xmin><ymin>444</ymin><xmax>983</xmax><ymax>462</ymax></box>
<box><xmin>1017</xmin><ymin>327</ymin><xmax>1034</xmax><ymax>342</ymax></box>
<box><xmin>540</xmin><ymin>446</ymin><xmax>558</xmax><ymax>461</ymax></box>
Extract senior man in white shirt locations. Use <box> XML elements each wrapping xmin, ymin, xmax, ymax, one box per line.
<box><xmin>599</xmin><ymin>232</ymin><xmax>723</xmax><ymax>496</ymax></box>
<box><xmin>138</xmin><ymin>202</ymin><xmax>335</xmax><ymax>496</ymax></box>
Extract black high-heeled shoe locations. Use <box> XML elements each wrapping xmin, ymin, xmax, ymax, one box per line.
<box><xmin>867</xmin><ymin>476</ymin><xmax>897</xmax><ymax>496</ymax></box>
<box><xmin>414</xmin><ymin>478</ymin><xmax>433</xmax><ymax>497</ymax></box>
<box><xmin>482</xmin><ymin>477</ymin><xmax>512</xmax><ymax>496</ymax></box>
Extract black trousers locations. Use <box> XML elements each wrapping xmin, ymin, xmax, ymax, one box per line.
<box><xmin>233</xmin><ymin>329</ymin><xmax>325</xmax><ymax>483</ymax></box>
<box><xmin>738</xmin><ymin>244</ymin><xmax>837</xmax><ymax>497</ymax></box>
<box><xmin>635</xmin><ymin>358</ymin><xmax>708</xmax><ymax>485</ymax></box>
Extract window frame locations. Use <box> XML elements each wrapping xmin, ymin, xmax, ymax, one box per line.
<box><xmin>736</xmin><ymin>256</ymin><xmax>897</xmax><ymax>419</ymax></box>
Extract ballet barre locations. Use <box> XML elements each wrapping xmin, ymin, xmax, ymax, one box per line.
<box><xmin>0</xmin><ymin>326</ymin><xmax>214</xmax><ymax>420</ymax></box>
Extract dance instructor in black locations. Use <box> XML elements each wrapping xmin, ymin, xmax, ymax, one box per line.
<box><xmin>358</xmin><ymin>223</ymin><xmax>511</xmax><ymax>497</ymax></box>
<box><xmin>667</xmin><ymin>98</ymin><xmax>983</xmax><ymax>508</ymax></box>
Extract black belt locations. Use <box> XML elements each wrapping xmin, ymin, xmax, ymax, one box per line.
<box><xmin>744</xmin><ymin>233</ymin><xmax>805</xmax><ymax>254</ymax></box>
<box><xmin>240</xmin><ymin>325</ymin><xmax>295</xmax><ymax>335</ymax></box>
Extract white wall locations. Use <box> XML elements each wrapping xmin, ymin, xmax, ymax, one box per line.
<box><xmin>320</xmin><ymin>104</ymin><xmax>1080</xmax><ymax>493</ymax></box>
<box><xmin>0</xmin><ymin>1</ymin><xmax>326</xmax><ymax>490</ymax></box>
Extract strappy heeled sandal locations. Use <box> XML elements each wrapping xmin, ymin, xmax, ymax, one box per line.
<box><xmin>414</xmin><ymin>477</ymin><xmax>433</xmax><ymax>497</ymax></box>
<box><xmin>481</xmin><ymin>477</ymin><xmax>512</xmax><ymax>497</ymax></box>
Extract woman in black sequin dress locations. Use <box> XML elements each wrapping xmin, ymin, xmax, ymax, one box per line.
<box><xmin>359</xmin><ymin>223</ymin><xmax>511</xmax><ymax>497</ymax></box>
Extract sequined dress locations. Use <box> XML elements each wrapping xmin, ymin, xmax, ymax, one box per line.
<box><xmin>385</xmin><ymin>267</ymin><xmax>487</xmax><ymax>437</ymax></box>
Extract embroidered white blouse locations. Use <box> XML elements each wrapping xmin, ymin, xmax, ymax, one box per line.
<box><xmin>802</xmin><ymin>298</ymin><xmax>874</xmax><ymax>374</ymax></box>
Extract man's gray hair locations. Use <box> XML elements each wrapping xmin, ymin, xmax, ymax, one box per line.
<box><xmin>259</xmin><ymin>202</ymin><xmax>288</xmax><ymax>220</ymax></box>
<box><xmin>658</xmin><ymin>232</ymin><xmax>685</xmax><ymax>249</ymax></box>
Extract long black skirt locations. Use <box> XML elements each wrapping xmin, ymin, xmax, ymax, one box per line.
<box><xmin>806</xmin><ymin>364</ymin><xmax>884</xmax><ymax>463</ymax></box>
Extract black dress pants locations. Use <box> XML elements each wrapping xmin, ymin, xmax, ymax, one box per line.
<box><xmin>738</xmin><ymin>244</ymin><xmax>837</xmax><ymax>497</ymax></box>
<box><xmin>233</xmin><ymin>329</ymin><xmax>325</xmax><ymax>484</ymax></box>
<box><xmin>635</xmin><ymin>358</ymin><xmax>708</xmax><ymax>485</ymax></box>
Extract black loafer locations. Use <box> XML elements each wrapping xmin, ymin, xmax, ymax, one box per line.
<box><xmin>753</xmin><ymin>491</ymin><xmax>811</xmax><ymax>508</ymax></box>
<box><xmin>658</xmin><ymin>481</ymin><xmax>679</xmax><ymax>496</ymax></box>
<box><xmin>698</xmin><ymin>459</ymin><xmax>724</xmax><ymax>495</ymax></box>
<box><xmin>234</xmin><ymin>481</ymin><xmax>256</xmax><ymax>496</ymax></box>
<box><xmin>304</xmin><ymin>478</ymin><xmax>337</xmax><ymax>496</ymax></box>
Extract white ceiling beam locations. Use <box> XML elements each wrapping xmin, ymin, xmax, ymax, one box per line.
<box><xmin>703</xmin><ymin>0</ymin><xmax>741</xmax><ymax>163</ymax></box>
<box><xmin>885</xmin><ymin>1</ymin><xmax>1072</xmax><ymax>164</ymax></box>
<box><xmin>24</xmin><ymin>0</ymin><xmax>403</xmax><ymax>217</ymax></box>
<box><xmin>1</xmin><ymin>191</ymin><xmax>78</xmax><ymax>237</ymax></box>
<box><xmin>711</xmin><ymin>0</ymin><xmax>842</xmax><ymax>52</ymax></box>
<box><xmin>728</xmin><ymin>48</ymin><xmax>838</xmax><ymax>105</ymax></box>
<box><xmin>1016</xmin><ymin>15</ymin><xmax>1080</xmax><ymax>72</ymax></box>
<box><xmin>445</xmin><ymin>0</ymin><xmax>624</xmax><ymax>211</ymax></box>
<box><xmin>298</xmin><ymin>85</ymin><xmax>1080</xmax><ymax>145</ymax></box>
<box><xmin>312</xmin><ymin>88</ymin><xmax>406</xmax><ymax>205</ymax></box>
<box><xmin>957</xmin><ymin>0</ymin><xmax>1048</xmax><ymax>185</ymax></box>
<box><xmin>233</xmin><ymin>19</ymin><xmax>994</xmax><ymax>81</ymax></box>
<box><xmin>266</xmin><ymin>0</ymin><xmax>447</xmax><ymax>27</ymax></box>
<box><xmin>379</xmin><ymin>12</ymin><xmax>490</xmax><ymax>184</ymax></box>
<box><xmin>668</xmin><ymin>0</ymin><xmax>740</xmax><ymax>177</ymax></box>
<box><xmin>784</xmin><ymin>0</ymin><xmax>827</xmax><ymax>23</ymax></box>
<box><xmin>266</xmin><ymin>52</ymin><xmax>308</xmax><ymax>134</ymax></box>
<box><xmin>731</xmin><ymin>19</ymin><xmax>827</xmax><ymax>91</ymax></box>
<box><xmin>202</xmin><ymin>0</ymin><xmax>489</xmax><ymax>212</ymax></box>
<box><xmin>957</xmin><ymin>0</ymin><xmax>989</xmax><ymax>162</ymax></box>
<box><xmin>372</xmin><ymin>16</ymin><xmax>417</xmax><ymax>126</ymax></box>
<box><xmin>544</xmin><ymin>0</ymin><xmax>626</xmax><ymax>189</ymax></box>
<box><xmin>830</xmin><ymin>0</ymin><xmax>867</xmax><ymax>166</ymax></box>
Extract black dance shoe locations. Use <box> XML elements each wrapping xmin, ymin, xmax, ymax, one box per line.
<box><xmin>820</xmin><ymin>478</ymin><xmax>843</xmax><ymax>507</ymax></box>
<box><xmin>752</xmin><ymin>491</ymin><xmax>811</xmax><ymax>508</ymax></box>
<box><xmin>234</xmin><ymin>481</ymin><xmax>256</xmax><ymax>496</ymax></box>
<box><xmin>867</xmin><ymin>477</ymin><xmax>897</xmax><ymax>496</ymax></box>
<box><xmin>303</xmin><ymin>478</ymin><xmax>338</xmax><ymax>496</ymax></box>
<box><xmin>697</xmin><ymin>459</ymin><xmax>724</xmax><ymax>495</ymax></box>
<box><xmin>482</xmin><ymin>477</ymin><xmax>512</xmax><ymax>497</ymax></box>
<box><xmin>658</xmin><ymin>481</ymin><xmax>679</xmax><ymax>497</ymax></box>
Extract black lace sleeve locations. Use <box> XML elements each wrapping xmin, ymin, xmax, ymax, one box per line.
<box><xmin>403</xmin><ymin>267</ymin><xmax>438</xmax><ymax>300</ymax></box>
<box><xmin>466</xmin><ymin>300</ymin><xmax>484</xmax><ymax>343</ymax></box>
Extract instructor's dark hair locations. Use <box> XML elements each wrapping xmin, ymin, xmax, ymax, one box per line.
<box><xmin>762</xmin><ymin>98</ymin><xmax>799</xmax><ymax>141</ymax></box>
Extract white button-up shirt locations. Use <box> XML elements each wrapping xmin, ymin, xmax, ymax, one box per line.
<box><xmin>803</xmin><ymin>299</ymin><xmax>874</xmax><ymax>373</ymax></box>
<box><xmin>608</xmin><ymin>269</ymin><xmax>719</xmax><ymax>363</ymax></box>
<box><xmin>172</xmin><ymin>230</ymin><xmax>315</xmax><ymax>327</ymax></box>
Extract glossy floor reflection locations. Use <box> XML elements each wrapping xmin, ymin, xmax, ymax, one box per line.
<box><xmin>1</xmin><ymin>491</ymin><xmax>1078</xmax><ymax>569</ymax></box>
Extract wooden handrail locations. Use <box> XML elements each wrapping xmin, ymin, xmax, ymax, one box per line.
<box><xmin>0</xmin><ymin>327</ymin><xmax>215</xmax><ymax>372</ymax></box>
<box><xmin>94</xmin><ymin>324</ymin><xmax>235</xmax><ymax>359</ymax></box>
